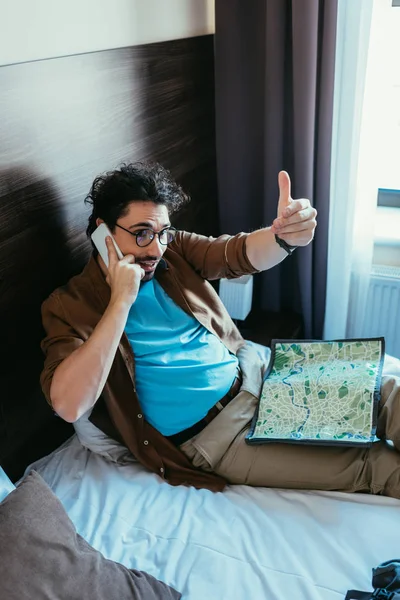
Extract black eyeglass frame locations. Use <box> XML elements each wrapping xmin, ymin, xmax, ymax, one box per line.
<box><xmin>114</xmin><ymin>223</ymin><xmax>177</xmax><ymax>247</ymax></box>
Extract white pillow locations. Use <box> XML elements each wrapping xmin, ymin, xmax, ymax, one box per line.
<box><xmin>0</xmin><ymin>467</ymin><xmax>15</xmax><ymax>503</ymax></box>
<box><xmin>246</xmin><ymin>340</ymin><xmax>271</xmax><ymax>364</ymax></box>
<box><xmin>73</xmin><ymin>410</ymin><xmax>136</xmax><ymax>464</ymax></box>
<box><xmin>383</xmin><ymin>353</ymin><xmax>400</xmax><ymax>378</ymax></box>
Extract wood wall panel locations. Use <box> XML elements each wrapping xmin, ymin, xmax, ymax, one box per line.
<box><xmin>0</xmin><ymin>35</ymin><xmax>218</xmax><ymax>480</ymax></box>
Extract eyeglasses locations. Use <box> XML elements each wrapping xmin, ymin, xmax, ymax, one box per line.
<box><xmin>115</xmin><ymin>224</ymin><xmax>177</xmax><ymax>248</ymax></box>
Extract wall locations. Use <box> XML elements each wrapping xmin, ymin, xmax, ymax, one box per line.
<box><xmin>0</xmin><ymin>0</ymin><xmax>215</xmax><ymax>66</ymax></box>
<box><xmin>0</xmin><ymin>35</ymin><xmax>218</xmax><ymax>479</ymax></box>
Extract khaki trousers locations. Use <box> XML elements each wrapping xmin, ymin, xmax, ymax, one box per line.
<box><xmin>180</xmin><ymin>343</ymin><xmax>400</xmax><ymax>498</ymax></box>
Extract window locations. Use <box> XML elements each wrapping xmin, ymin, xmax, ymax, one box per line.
<box><xmin>373</xmin><ymin>4</ymin><xmax>400</xmax><ymax>193</ymax></box>
<box><xmin>369</xmin><ymin>2</ymin><xmax>400</xmax><ymax>265</ymax></box>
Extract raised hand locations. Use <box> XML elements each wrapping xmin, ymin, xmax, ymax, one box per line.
<box><xmin>271</xmin><ymin>171</ymin><xmax>317</xmax><ymax>247</ymax></box>
<box><xmin>105</xmin><ymin>237</ymin><xmax>145</xmax><ymax>307</ymax></box>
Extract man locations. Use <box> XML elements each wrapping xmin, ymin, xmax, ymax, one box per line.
<box><xmin>41</xmin><ymin>162</ymin><xmax>400</xmax><ymax>495</ymax></box>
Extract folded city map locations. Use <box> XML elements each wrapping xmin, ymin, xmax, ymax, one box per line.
<box><xmin>246</xmin><ymin>338</ymin><xmax>385</xmax><ymax>447</ymax></box>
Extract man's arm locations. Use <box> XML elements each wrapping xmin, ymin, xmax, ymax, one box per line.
<box><xmin>47</xmin><ymin>300</ymin><xmax>131</xmax><ymax>423</ymax></box>
<box><xmin>42</xmin><ymin>239</ymin><xmax>144</xmax><ymax>423</ymax></box>
<box><xmin>174</xmin><ymin>171</ymin><xmax>317</xmax><ymax>278</ymax></box>
<box><xmin>246</xmin><ymin>171</ymin><xmax>317</xmax><ymax>271</ymax></box>
<box><xmin>245</xmin><ymin>227</ymin><xmax>288</xmax><ymax>271</ymax></box>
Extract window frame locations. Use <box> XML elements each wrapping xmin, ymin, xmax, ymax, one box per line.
<box><xmin>377</xmin><ymin>188</ymin><xmax>400</xmax><ymax>208</ymax></box>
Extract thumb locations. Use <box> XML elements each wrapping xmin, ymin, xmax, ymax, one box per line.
<box><xmin>277</xmin><ymin>171</ymin><xmax>292</xmax><ymax>217</ymax></box>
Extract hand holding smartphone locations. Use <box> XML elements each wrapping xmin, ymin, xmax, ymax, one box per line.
<box><xmin>91</xmin><ymin>223</ymin><xmax>145</xmax><ymax>307</ymax></box>
<box><xmin>91</xmin><ymin>223</ymin><xmax>123</xmax><ymax>267</ymax></box>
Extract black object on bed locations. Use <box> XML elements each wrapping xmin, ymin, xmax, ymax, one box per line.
<box><xmin>346</xmin><ymin>559</ymin><xmax>400</xmax><ymax>599</ymax></box>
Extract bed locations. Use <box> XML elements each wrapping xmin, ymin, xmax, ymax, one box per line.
<box><xmin>4</xmin><ymin>431</ymin><xmax>396</xmax><ymax>599</ymax></box>
<box><xmin>1</xmin><ymin>34</ymin><xmax>400</xmax><ymax>600</ymax></box>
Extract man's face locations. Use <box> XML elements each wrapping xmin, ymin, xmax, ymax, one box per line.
<box><xmin>98</xmin><ymin>201</ymin><xmax>171</xmax><ymax>282</ymax></box>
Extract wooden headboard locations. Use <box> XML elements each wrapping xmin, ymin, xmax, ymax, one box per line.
<box><xmin>0</xmin><ymin>35</ymin><xmax>219</xmax><ymax>481</ymax></box>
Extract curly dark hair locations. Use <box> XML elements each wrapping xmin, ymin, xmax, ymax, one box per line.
<box><xmin>85</xmin><ymin>162</ymin><xmax>189</xmax><ymax>238</ymax></box>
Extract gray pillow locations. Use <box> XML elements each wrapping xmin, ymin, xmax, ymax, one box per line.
<box><xmin>0</xmin><ymin>470</ymin><xmax>181</xmax><ymax>600</ymax></box>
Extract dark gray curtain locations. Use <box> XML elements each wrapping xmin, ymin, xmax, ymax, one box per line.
<box><xmin>214</xmin><ymin>0</ymin><xmax>338</xmax><ymax>338</ymax></box>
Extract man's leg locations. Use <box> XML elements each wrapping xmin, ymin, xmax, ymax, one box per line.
<box><xmin>212</xmin><ymin>375</ymin><xmax>400</xmax><ymax>497</ymax></box>
<box><xmin>180</xmin><ymin>362</ymin><xmax>400</xmax><ymax>497</ymax></box>
<box><xmin>213</xmin><ymin>428</ymin><xmax>400</xmax><ymax>497</ymax></box>
<box><xmin>377</xmin><ymin>376</ymin><xmax>400</xmax><ymax>450</ymax></box>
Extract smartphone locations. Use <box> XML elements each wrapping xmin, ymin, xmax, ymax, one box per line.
<box><xmin>91</xmin><ymin>223</ymin><xmax>123</xmax><ymax>267</ymax></box>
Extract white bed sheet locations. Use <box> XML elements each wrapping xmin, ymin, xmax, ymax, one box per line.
<box><xmin>26</xmin><ymin>435</ymin><xmax>400</xmax><ymax>600</ymax></box>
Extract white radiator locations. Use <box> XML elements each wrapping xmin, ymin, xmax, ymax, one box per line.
<box><xmin>363</xmin><ymin>265</ymin><xmax>400</xmax><ymax>357</ymax></box>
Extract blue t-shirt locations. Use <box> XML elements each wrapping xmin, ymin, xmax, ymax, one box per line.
<box><xmin>125</xmin><ymin>279</ymin><xmax>239</xmax><ymax>436</ymax></box>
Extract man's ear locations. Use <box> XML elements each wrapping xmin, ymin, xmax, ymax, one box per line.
<box><xmin>95</xmin><ymin>218</ymin><xmax>105</xmax><ymax>227</ymax></box>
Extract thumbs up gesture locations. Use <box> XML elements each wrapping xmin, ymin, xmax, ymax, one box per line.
<box><xmin>271</xmin><ymin>171</ymin><xmax>317</xmax><ymax>247</ymax></box>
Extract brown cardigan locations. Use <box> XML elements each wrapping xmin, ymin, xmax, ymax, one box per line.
<box><xmin>40</xmin><ymin>230</ymin><xmax>259</xmax><ymax>491</ymax></box>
